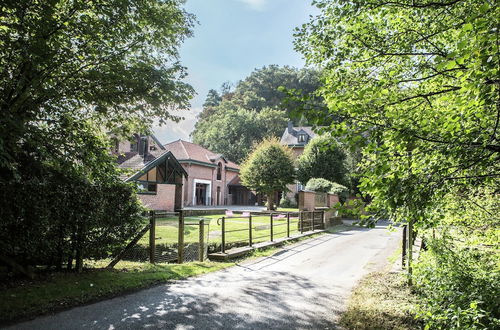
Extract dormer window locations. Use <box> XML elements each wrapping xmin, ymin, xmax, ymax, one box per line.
<box><xmin>298</xmin><ymin>134</ymin><xmax>307</xmax><ymax>143</ymax></box>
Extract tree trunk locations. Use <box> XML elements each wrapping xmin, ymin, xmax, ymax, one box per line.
<box><xmin>267</xmin><ymin>192</ymin><xmax>275</xmax><ymax>211</ymax></box>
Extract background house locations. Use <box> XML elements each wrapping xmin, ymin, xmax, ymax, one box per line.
<box><xmin>164</xmin><ymin>140</ymin><xmax>255</xmax><ymax>206</ymax></box>
<box><xmin>115</xmin><ymin>134</ymin><xmax>187</xmax><ymax>211</ymax></box>
<box><xmin>280</xmin><ymin>121</ymin><xmax>317</xmax><ymax>204</ymax></box>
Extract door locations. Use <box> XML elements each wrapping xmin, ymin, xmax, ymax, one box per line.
<box><xmin>195</xmin><ymin>183</ymin><xmax>206</xmax><ymax>205</ymax></box>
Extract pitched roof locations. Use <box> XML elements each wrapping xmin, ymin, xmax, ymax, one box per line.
<box><xmin>280</xmin><ymin>125</ymin><xmax>316</xmax><ymax>146</ymax></box>
<box><xmin>117</xmin><ymin>149</ymin><xmax>187</xmax><ymax>181</ymax></box>
<box><xmin>164</xmin><ymin>140</ymin><xmax>240</xmax><ymax>170</ymax></box>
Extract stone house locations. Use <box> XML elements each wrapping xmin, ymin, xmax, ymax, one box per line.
<box><xmin>115</xmin><ymin>134</ymin><xmax>187</xmax><ymax>211</ymax></box>
<box><xmin>164</xmin><ymin>140</ymin><xmax>256</xmax><ymax>206</ymax></box>
<box><xmin>280</xmin><ymin>121</ymin><xmax>317</xmax><ymax>204</ymax></box>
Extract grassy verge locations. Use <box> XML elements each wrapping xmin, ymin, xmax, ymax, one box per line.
<box><xmin>339</xmin><ymin>258</ymin><xmax>421</xmax><ymax>329</ymax></box>
<box><xmin>0</xmin><ymin>260</ymin><xmax>231</xmax><ymax>325</ymax></box>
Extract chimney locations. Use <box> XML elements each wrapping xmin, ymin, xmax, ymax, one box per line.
<box><xmin>287</xmin><ymin>121</ymin><xmax>294</xmax><ymax>134</ymax></box>
<box><xmin>139</xmin><ymin>136</ymin><xmax>149</xmax><ymax>159</ymax></box>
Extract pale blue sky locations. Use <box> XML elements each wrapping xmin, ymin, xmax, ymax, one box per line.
<box><xmin>154</xmin><ymin>0</ymin><xmax>318</xmax><ymax>143</ymax></box>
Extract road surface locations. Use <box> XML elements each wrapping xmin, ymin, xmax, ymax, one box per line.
<box><xmin>9</xmin><ymin>223</ymin><xmax>400</xmax><ymax>329</ymax></box>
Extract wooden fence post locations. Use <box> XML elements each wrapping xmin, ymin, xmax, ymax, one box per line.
<box><xmin>178</xmin><ymin>211</ymin><xmax>184</xmax><ymax>264</ymax></box>
<box><xmin>286</xmin><ymin>212</ymin><xmax>290</xmax><ymax>237</ymax></box>
<box><xmin>270</xmin><ymin>213</ymin><xmax>274</xmax><ymax>241</ymax></box>
<box><xmin>311</xmin><ymin>211</ymin><xmax>314</xmax><ymax>231</ymax></box>
<box><xmin>249</xmin><ymin>214</ymin><xmax>253</xmax><ymax>247</ymax></box>
<box><xmin>149</xmin><ymin>211</ymin><xmax>156</xmax><ymax>264</ymax></box>
<box><xmin>408</xmin><ymin>219</ymin><xmax>414</xmax><ymax>285</ymax></box>
<box><xmin>299</xmin><ymin>212</ymin><xmax>303</xmax><ymax>234</ymax></box>
<box><xmin>402</xmin><ymin>224</ymin><xmax>407</xmax><ymax>269</ymax></box>
<box><xmin>199</xmin><ymin>219</ymin><xmax>205</xmax><ymax>262</ymax></box>
<box><xmin>221</xmin><ymin>217</ymin><xmax>226</xmax><ymax>253</ymax></box>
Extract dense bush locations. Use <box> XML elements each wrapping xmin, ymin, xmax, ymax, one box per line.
<box><xmin>413</xmin><ymin>241</ymin><xmax>500</xmax><ymax>329</ymax></box>
<box><xmin>305</xmin><ymin>178</ymin><xmax>333</xmax><ymax>193</ymax></box>
<box><xmin>0</xmin><ymin>168</ymin><xmax>144</xmax><ymax>271</ymax></box>
<box><xmin>279</xmin><ymin>196</ymin><xmax>297</xmax><ymax>208</ymax></box>
<box><xmin>329</xmin><ymin>182</ymin><xmax>349</xmax><ymax>203</ymax></box>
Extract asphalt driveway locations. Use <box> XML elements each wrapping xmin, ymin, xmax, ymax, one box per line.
<box><xmin>9</xmin><ymin>223</ymin><xmax>400</xmax><ymax>330</ymax></box>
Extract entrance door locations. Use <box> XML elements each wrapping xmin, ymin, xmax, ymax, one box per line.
<box><xmin>195</xmin><ymin>183</ymin><xmax>206</xmax><ymax>205</ymax></box>
<box><xmin>216</xmin><ymin>186</ymin><xmax>221</xmax><ymax>205</ymax></box>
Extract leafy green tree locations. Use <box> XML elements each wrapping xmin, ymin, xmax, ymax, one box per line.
<box><xmin>294</xmin><ymin>0</ymin><xmax>500</xmax><ymax>223</ymax></box>
<box><xmin>240</xmin><ymin>138</ymin><xmax>296</xmax><ymax>210</ymax></box>
<box><xmin>295</xmin><ymin>2</ymin><xmax>500</xmax><ymax>326</ymax></box>
<box><xmin>191</xmin><ymin>105</ymin><xmax>288</xmax><ymax>163</ymax></box>
<box><xmin>305</xmin><ymin>178</ymin><xmax>333</xmax><ymax>193</ymax></box>
<box><xmin>296</xmin><ymin>135</ymin><xmax>350</xmax><ymax>187</ymax></box>
<box><xmin>0</xmin><ymin>0</ymin><xmax>195</xmax><ymax>271</ymax></box>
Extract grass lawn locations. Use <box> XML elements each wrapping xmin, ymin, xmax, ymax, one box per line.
<box><xmin>0</xmin><ymin>260</ymin><xmax>232</xmax><ymax>325</ymax></box>
<box><xmin>141</xmin><ymin>214</ymin><xmax>307</xmax><ymax>246</ymax></box>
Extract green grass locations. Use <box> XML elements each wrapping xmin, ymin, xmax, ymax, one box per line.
<box><xmin>142</xmin><ymin>214</ymin><xmax>306</xmax><ymax>246</ymax></box>
<box><xmin>339</xmin><ymin>271</ymin><xmax>421</xmax><ymax>330</ymax></box>
<box><xmin>0</xmin><ymin>260</ymin><xmax>231</xmax><ymax>325</ymax></box>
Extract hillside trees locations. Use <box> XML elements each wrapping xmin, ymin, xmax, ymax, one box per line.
<box><xmin>191</xmin><ymin>65</ymin><xmax>323</xmax><ymax>162</ymax></box>
<box><xmin>0</xmin><ymin>0</ymin><xmax>195</xmax><ymax>270</ymax></box>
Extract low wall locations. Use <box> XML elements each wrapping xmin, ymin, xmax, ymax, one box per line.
<box><xmin>298</xmin><ymin>190</ymin><xmax>341</xmax><ymax>226</ymax></box>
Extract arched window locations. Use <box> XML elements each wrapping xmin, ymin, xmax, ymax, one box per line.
<box><xmin>217</xmin><ymin>162</ymin><xmax>222</xmax><ymax>180</ymax></box>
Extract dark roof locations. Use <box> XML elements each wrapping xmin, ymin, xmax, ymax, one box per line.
<box><xmin>164</xmin><ymin>140</ymin><xmax>240</xmax><ymax>170</ymax></box>
<box><xmin>117</xmin><ymin>149</ymin><xmax>187</xmax><ymax>181</ymax></box>
<box><xmin>280</xmin><ymin>124</ymin><xmax>316</xmax><ymax>146</ymax></box>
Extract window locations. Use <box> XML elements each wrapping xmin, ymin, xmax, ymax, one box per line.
<box><xmin>298</xmin><ymin>134</ymin><xmax>307</xmax><ymax>143</ymax></box>
<box><xmin>217</xmin><ymin>162</ymin><xmax>222</xmax><ymax>180</ymax></box>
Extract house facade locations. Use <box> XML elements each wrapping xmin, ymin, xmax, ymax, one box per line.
<box><xmin>280</xmin><ymin>121</ymin><xmax>317</xmax><ymax>204</ymax></box>
<box><xmin>115</xmin><ymin>134</ymin><xmax>187</xmax><ymax>211</ymax></box>
<box><xmin>164</xmin><ymin>140</ymin><xmax>256</xmax><ymax>206</ymax></box>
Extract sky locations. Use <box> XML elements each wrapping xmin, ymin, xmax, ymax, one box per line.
<box><xmin>153</xmin><ymin>0</ymin><xmax>318</xmax><ymax>143</ymax></box>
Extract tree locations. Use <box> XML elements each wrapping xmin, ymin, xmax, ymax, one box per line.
<box><xmin>296</xmin><ymin>135</ymin><xmax>350</xmax><ymax>187</ymax></box>
<box><xmin>240</xmin><ymin>138</ymin><xmax>296</xmax><ymax>210</ymax></box>
<box><xmin>191</xmin><ymin>105</ymin><xmax>288</xmax><ymax>163</ymax></box>
<box><xmin>295</xmin><ymin>2</ymin><xmax>500</xmax><ymax>326</ymax></box>
<box><xmin>0</xmin><ymin>0</ymin><xmax>195</xmax><ymax>271</ymax></box>
<box><xmin>294</xmin><ymin>0</ymin><xmax>500</xmax><ymax>224</ymax></box>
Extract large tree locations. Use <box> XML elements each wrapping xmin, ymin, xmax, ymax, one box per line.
<box><xmin>191</xmin><ymin>105</ymin><xmax>288</xmax><ymax>163</ymax></box>
<box><xmin>296</xmin><ymin>135</ymin><xmax>350</xmax><ymax>188</ymax></box>
<box><xmin>0</xmin><ymin>0</ymin><xmax>195</xmax><ymax>271</ymax></box>
<box><xmin>295</xmin><ymin>2</ymin><xmax>499</xmax><ymax>326</ymax></box>
<box><xmin>240</xmin><ymin>138</ymin><xmax>296</xmax><ymax>210</ymax></box>
<box><xmin>295</xmin><ymin>0</ymin><xmax>499</xmax><ymax>223</ymax></box>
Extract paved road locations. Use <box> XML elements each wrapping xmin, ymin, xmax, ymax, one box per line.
<box><xmin>9</xmin><ymin>223</ymin><xmax>400</xmax><ymax>330</ymax></box>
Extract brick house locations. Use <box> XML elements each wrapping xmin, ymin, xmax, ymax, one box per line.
<box><xmin>164</xmin><ymin>140</ymin><xmax>256</xmax><ymax>206</ymax></box>
<box><xmin>115</xmin><ymin>134</ymin><xmax>187</xmax><ymax>211</ymax></box>
<box><xmin>280</xmin><ymin>121</ymin><xmax>317</xmax><ymax>204</ymax></box>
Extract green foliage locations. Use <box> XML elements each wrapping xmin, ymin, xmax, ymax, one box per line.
<box><xmin>192</xmin><ymin>65</ymin><xmax>324</xmax><ymax>162</ymax></box>
<box><xmin>296</xmin><ymin>135</ymin><xmax>350</xmax><ymax>187</ymax></box>
<box><xmin>191</xmin><ymin>106</ymin><xmax>288</xmax><ymax>163</ymax></box>
<box><xmin>414</xmin><ymin>242</ymin><xmax>500</xmax><ymax>329</ymax></box>
<box><xmin>0</xmin><ymin>0</ymin><xmax>194</xmax><ymax>270</ymax></box>
<box><xmin>294</xmin><ymin>0</ymin><xmax>500</xmax><ymax>224</ymax></box>
<box><xmin>305</xmin><ymin>178</ymin><xmax>333</xmax><ymax>193</ymax></box>
<box><xmin>329</xmin><ymin>182</ymin><xmax>349</xmax><ymax>203</ymax></box>
<box><xmin>0</xmin><ymin>165</ymin><xmax>144</xmax><ymax>269</ymax></box>
<box><xmin>279</xmin><ymin>196</ymin><xmax>297</xmax><ymax>208</ymax></box>
<box><xmin>240</xmin><ymin>138</ymin><xmax>295</xmax><ymax>210</ymax></box>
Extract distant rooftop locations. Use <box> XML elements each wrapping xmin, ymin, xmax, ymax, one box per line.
<box><xmin>280</xmin><ymin>121</ymin><xmax>317</xmax><ymax>146</ymax></box>
<box><xmin>164</xmin><ymin>139</ymin><xmax>240</xmax><ymax>169</ymax></box>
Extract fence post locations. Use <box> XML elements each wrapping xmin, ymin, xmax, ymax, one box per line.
<box><xmin>149</xmin><ymin>211</ymin><xmax>156</xmax><ymax>264</ymax></box>
<box><xmin>249</xmin><ymin>214</ymin><xmax>253</xmax><ymax>247</ymax></box>
<box><xmin>199</xmin><ymin>219</ymin><xmax>205</xmax><ymax>262</ymax></box>
<box><xmin>221</xmin><ymin>217</ymin><xmax>226</xmax><ymax>253</ymax></box>
<box><xmin>321</xmin><ymin>211</ymin><xmax>325</xmax><ymax>229</ymax></box>
<box><xmin>408</xmin><ymin>219</ymin><xmax>414</xmax><ymax>285</ymax></box>
<box><xmin>311</xmin><ymin>211</ymin><xmax>314</xmax><ymax>231</ymax></box>
<box><xmin>286</xmin><ymin>212</ymin><xmax>290</xmax><ymax>237</ymax></box>
<box><xmin>402</xmin><ymin>224</ymin><xmax>407</xmax><ymax>269</ymax></box>
<box><xmin>270</xmin><ymin>213</ymin><xmax>274</xmax><ymax>241</ymax></box>
<box><xmin>178</xmin><ymin>211</ymin><xmax>184</xmax><ymax>264</ymax></box>
<box><xmin>300</xmin><ymin>212</ymin><xmax>303</xmax><ymax>234</ymax></box>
